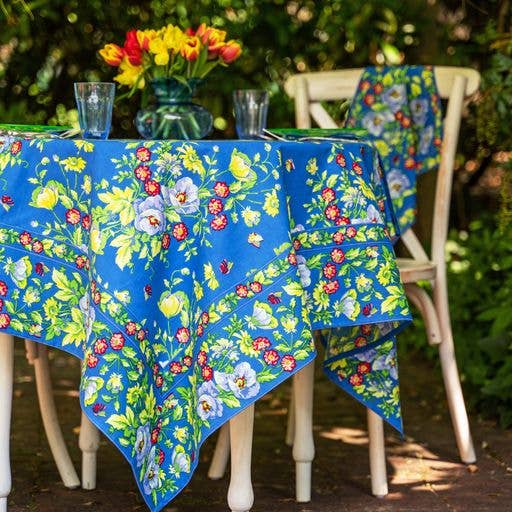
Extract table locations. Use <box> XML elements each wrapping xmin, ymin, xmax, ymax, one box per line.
<box><xmin>0</xmin><ymin>135</ymin><xmax>410</xmax><ymax>511</ymax></box>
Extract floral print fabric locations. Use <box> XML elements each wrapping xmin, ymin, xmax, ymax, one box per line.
<box><xmin>346</xmin><ymin>65</ymin><xmax>443</xmax><ymax>233</ymax></box>
<box><xmin>0</xmin><ymin>136</ymin><xmax>410</xmax><ymax>511</ymax></box>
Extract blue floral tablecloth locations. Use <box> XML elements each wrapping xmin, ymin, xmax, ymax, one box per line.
<box><xmin>0</xmin><ymin>136</ymin><xmax>410</xmax><ymax>511</ymax></box>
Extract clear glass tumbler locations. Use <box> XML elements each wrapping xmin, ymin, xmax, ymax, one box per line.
<box><xmin>74</xmin><ymin>82</ymin><xmax>115</xmax><ymax>139</ymax></box>
<box><xmin>233</xmin><ymin>89</ymin><xmax>269</xmax><ymax>139</ymax></box>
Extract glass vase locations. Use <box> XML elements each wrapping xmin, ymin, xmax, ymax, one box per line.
<box><xmin>135</xmin><ymin>78</ymin><xmax>213</xmax><ymax>140</ymax></box>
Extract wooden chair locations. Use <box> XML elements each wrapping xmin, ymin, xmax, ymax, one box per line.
<box><xmin>207</xmin><ymin>66</ymin><xmax>481</xmax><ymax>508</ymax></box>
<box><xmin>282</xmin><ymin>66</ymin><xmax>480</xmax><ymax>500</ymax></box>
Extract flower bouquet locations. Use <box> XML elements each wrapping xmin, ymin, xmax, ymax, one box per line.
<box><xmin>99</xmin><ymin>23</ymin><xmax>242</xmax><ymax>139</ymax></box>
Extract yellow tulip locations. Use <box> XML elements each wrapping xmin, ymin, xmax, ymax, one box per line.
<box><xmin>162</xmin><ymin>24</ymin><xmax>187</xmax><ymax>53</ymax></box>
<box><xmin>149</xmin><ymin>37</ymin><xmax>169</xmax><ymax>66</ymax></box>
<box><xmin>114</xmin><ymin>57</ymin><xmax>145</xmax><ymax>88</ymax></box>
<box><xmin>35</xmin><ymin>186</ymin><xmax>58</xmax><ymax>209</ymax></box>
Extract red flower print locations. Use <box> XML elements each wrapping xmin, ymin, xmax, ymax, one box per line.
<box><xmin>202</xmin><ymin>365</ymin><xmax>213</xmax><ymax>381</ymax></box>
<box><xmin>404</xmin><ymin>157</ymin><xmax>416</xmax><ymax>170</ymax></box>
<box><xmin>1</xmin><ymin>196</ymin><xmax>13</xmax><ymax>205</ymax></box>
<box><xmin>285</xmin><ymin>158</ymin><xmax>295</xmax><ymax>171</ymax></box>
<box><xmin>360</xmin><ymin>79</ymin><xmax>371</xmax><ymax>91</ymax></box>
<box><xmin>267</xmin><ymin>294</ymin><xmax>280</xmax><ymax>304</ymax></box>
<box><xmin>373</xmin><ymin>82</ymin><xmax>383</xmax><ymax>94</ymax></box>
<box><xmin>357</xmin><ymin>362</ymin><xmax>371</xmax><ymax>374</ymax></box>
<box><xmin>293</xmin><ymin>238</ymin><xmax>301</xmax><ymax>250</ymax></box>
<box><xmin>158</xmin><ymin>449</ymin><xmax>165</xmax><ymax>465</ymax></box>
<box><xmin>288</xmin><ymin>252</ymin><xmax>297</xmax><ymax>265</ymax></box>
<box><xmin>109</xmin><ymin>332</ymin><xmax>125</xmax><ymax>350</ymax></box>
<box><xmin>210</xmin><ymin>213</ymin><xmax>228</xmax><ymax>231</ymax></box>
<box><xmin>0</xmin><ymin>312</ymin><xmax>10</xmax><ymax>328</ymax></box>
<box><xmin>125</xmin><ymin>321</ymin><xmax>137</xmax><ymax>335</ymax></box>
<box><xmin>201</xmin><ymin>311</ymin><xmax>209</xmax><ymax>325</ymax></box>
<box><xmin>170</xmin><ymin>361</ymin><xmax>183</xmax><ymax>374</ymax></box>
<box><xmin>10</xmin><ymin>141</ymin><xmax>21</xmax><ymax>155</ymax></box>
<box><xmin>94</xmin><ymin>338</ymin><xmax>108</xmax><ymax>354</ymax></box>
<box><xmin>263</xmin><ymin>349</ymin><xmax>279</xmax><ymax>366</ymax></box>
<box><xmin>401</xmin><ymin>117</ymin><xmax>411</xmax><ymax>128</ymax></box>
<box><xmin>92</xmin><ymin>403</ymin><xmax>105</xmax><ymax>415</ymax></box>
<box><xmin>196</xmin><ymin>324</ymin><xmax>204</xmax><ymax>337</ymax></box>
<box><xmin>324</xmin><ymin>204</ymin><xmax>340</xmax><ymax>221</ymax></box>
<box><xmin>144</xmin><ymin>284</ymin><xmax>152</xmax><ymax>296</ymax></box>
<box><xmin>0</xmin><ymin>281</ymin><xmax>7</xmax><ymax>296</ymax></box>
<box><xmin>197</xmin><ymin>350</ymin><xmax>208</xmax><ymax>367</ymax></box>
<box><xmin>354</xmin><ymin>336</ymin><xmax>367</xmax><ymax>347</ymax></box>
<box><xmin>183</xmin><ymin>355</ymin><xmax>193</xmax><ymax>367</ymax></box>
<box><xmin>346</xmin><ymin>226</ymin><xmax>357</xmax><ymax>238</ymax></box>
<box><xmin>175</xmin><ymin>327</ymin><xmax>190</xmax><ymax>343</ymax></box>
<box><xmin>252</xmin><ymin>336</ymin><xmax>271</xmax><ymax>351</ymax></box>
<box><xmin>332</xmin><ymin>231</ymin><xmax>344</xmax><ymax>244</ymax></box>
<box><xmin>65</xmin><ymin>208</ymin><xmax>81</xmax><ymax>225</ymax></box>
<box><xmin>395</xmin><ymin>111</ymin><xmax>403</xmax><ymax>121</ymax></box>
<box><xmin>352</xmin><ymin>162</ymin><xmax>363</xmax><ymax>174</ymax></box>
<box><xmin>213</xmin><ymin>181</ymin><xmax>230</xmax><ymax>197</ymax></box>
<box><xmin>281</xmin><ymin>354</ymin><xmax>297</xmax><ymax>372</ymax></box>
<box><xmin>321</xmin><ymin>187</ymin><xmax>336</xmax><ymax>203</ymax></box>
<box><xmin>363</xmin><ymin>94</ymin><xmax>375</xmax><ymax>106</ymax></box>
<box><xmin>219</xmin><ymin>259</ymin><xmax>231</xmax><ymax>274</ymax></box>
<box><xmin>31</xmin><ymin>240</ymin><xmax>43</xmax><ymax>253</ymax></box>
<box><xmin>87</xmin><ymin>353</ymin><xmax>99</xmax><ymax>368</ymax></box>
<box><xmin>335</xmin><ymin>153</ymin><xmax>346</xmax><ymax>167</ymax></box>
<box><xmin>330</xmin><ymin>248</ymin><xmax>345</xmax><ymax>264</ymax></box>
<box><xmin>338</xmin><ymin>216</ymin><xmax>350</xmax><ymax>225</ymax></box>
<box><xmin>155</xmin><ymin>375</ymin><xmax>163</xmax><ymax>387</ymax></box>
<box><xmin>136</xmin><ymin>147</ymin><xmax>151</xmax><ymax>162</ymax></box>
<box><xmin>161</xmin><ymin>232</ymin><xmax>170</xmax><ymax>250</ymax></box>
<box><xmin>322</xmin><ymin>262</ymin><xmax>337</xmax><ymax>279</ymax></box>
<box><xmin>93</xmin><ymin>291</ymin><xmax>101</xmax><ymax>304</ymax></box>
<box><xmin>323</xmin><ymin>280</ymin><xmax>340</xmax><ymax>295</ymax></box>
<box><xmin>134</xmin><ymin>165</ymin><xmax>151</xmax><ymax>181</ymax></box>
<box><xmin>152</xmin><ymin>363</ymin><xmax>159</xmax><ymax>376</ymax></box>
<box><xmin>136</xmin><ymin>329</ymin><xmax>146</xmax><ymax>341</ymax></box>
<box><xmin>81</xmin><ymin>214</ymin><xmax>91</xmax><ymax>230</ymax></box>
<box><xmin>249</xmin><ymin>281</ymin><xmax>262</xmax><ymax>293</ymax></box>
<box><xmin>434</xmin><ymin>137</ymin><xmax>442</xmax><ymax>147</ymax></box>
<box><xmin>91</xmin><ymin>281</ymin><xmax>97</xmax><ymax>293</ymax></box>
<box><xmin>362</xmin><ymin>304</ymin><xmax>372</xmax><ymax>316</ymax></box>
<box><xmin>151</xmin><ymin>427</ymin><xmax>160</xmax><ymax>444</ymax></box>
<box><xmin>236</xmin><ymin>284</ymin><xmax>249</xmax><ymax>298</ymax></box>
<box><xmin>144</xmin><ymin>179</ymin><xmax>161</xmax><ymax>196</ymax></box>
<box><xmin>0</xmin><ymin>299</ymin><xmax>4</xmax><ymax>311</ymax></box>
<box><xmin>361</xmin><ymin>324</ymin><xmax>372</xmax><ymax>336</ymax></box>
<box><xmin>19</xmin><ymin>231</ymin><xmax>32</xmax><ymax>245</ymax></box>
<box><xmin>408</xmin><ymin>146</ymin><xmax>416</xmax><ymax>156</ymax></box>
<box><xmin>173</xmin><ymin>222</ymin><xmax>189</xmax><ymax>241</ymax></box>
<box><xmin>35</xmin><ymin>263</ymin><xmax>44</xmax><ymax>276</ymax></box>
<box><xmin>208</xmin><ymin>198</ymin><xmax>224</xmax><ymax>215</ymax></box>
<box><xmin>349</xmin><ymin>373</ymin><xmax>364</xmax><ymax>386</ymax></box>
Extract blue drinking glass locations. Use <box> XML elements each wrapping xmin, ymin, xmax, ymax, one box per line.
<box><xmin>74</xmin><ymin>82</ymin><xmax>115</xmax><ymax>139</ymax></box>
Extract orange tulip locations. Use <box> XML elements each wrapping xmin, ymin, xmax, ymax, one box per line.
<box><xmin>219</xmin><ymin>40</ymin><xmax>242</xmax><ymax>64</ymax></box>
<box><xmin>99</xmin><ymin>43</ymin><xmax>124</xmax><ymax>67</ymax></box>
<box><xmin>137</xmin><ymin>29</ymin><xmax>158</xmax><ymax>51</ymax></box>
<box><xmin>181</xmin><ymin>36</ymin><xmax>201</xmax><ymax>61</ymax></box>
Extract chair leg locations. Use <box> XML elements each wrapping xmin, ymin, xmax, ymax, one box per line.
<box><xmin>433</xmin><ymin>276</ymin><xmax>476</xmax><ymax>464</ymax></box>
<box><xmin>208</xmin><ymin>423</ymin><xmax>230</xmax><ymax>480</ymax></box>
<box><xmin>293</xmin><ymin>361</ymin><xmax>315</xmax><ymax>503</ymax></box>
<box><xmin>29</xmin><ymin>342</ymin><xmax>80</xmax><ymax>489</ymax></box>
<box><xmin>285</xmin><ymin>388</ymin><xmax>295</xmax><ymax>447</ymax></box>
<box><xmin>367</xmin><ymin>409</ymin><xmax>388</xmax><ymax>497</ymax></box>
<box><xmin>227</xmin><ymin>404</ymin><xmax>254</xmax><ymax>512</ymax></box>
<box><xmin>0</xmin><ymin>333</ymin><xmax>14</xmax><ymax>512</ymax></box>
<box><xmin>79</xmin><ymin>411</ymin><xmax>100</xmax><ymax>490</ymax></box>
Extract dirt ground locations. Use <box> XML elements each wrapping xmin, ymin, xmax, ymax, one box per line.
<box><xmin>6</xmin><ymin>341</ymin><xmax>512</xmax><ymax>512</ymax></box>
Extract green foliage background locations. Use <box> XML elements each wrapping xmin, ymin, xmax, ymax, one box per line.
<box><xmin>0</xmin><ymin>0</ymin><xmax>511</xmax><ymax>426</ymax></box>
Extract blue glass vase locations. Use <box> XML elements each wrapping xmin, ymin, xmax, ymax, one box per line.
<box><xmin>135</xmin><ymin>78</ymin><xmax>213</xmax><ymax>140</ymax></box>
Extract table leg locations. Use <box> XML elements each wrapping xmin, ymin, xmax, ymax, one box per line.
<box><xmin>208</xmin><ymin>423</ymin><xmax>230</xmax><ymax>480</ymax></box>
<box><xmin>79</xmin><ymin>412</ymin><xmax>100</xmax><ymax>490</ymax></box>
<box><xmin>227</xmin><ymin>404</ymin><xmax>254</xmax><ymax>512</ymax></box>
<box><xmin>367</xmin><ymin>409</ymin><xmax>388</xmax><ymax>497</ymax></box>
<box><xmin>0</xmin><ymin>333</ymin><xmax>14</xmax><ymax>512</ymax></box>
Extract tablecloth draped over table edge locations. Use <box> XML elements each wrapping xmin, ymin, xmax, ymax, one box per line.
<box><xmin>0</xmin><ymin>136</ymin><xmax>411</xmax><ymax>511</ymax></box>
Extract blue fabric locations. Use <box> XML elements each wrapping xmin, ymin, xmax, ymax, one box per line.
<box><xmin>345</xmin><ymin>65</ymin><xmax>444</xmax><ymax>233</ymax></box>
<box><xmin>0</xmin><ymin>136</ymin><xmax>410</xmax><ymax>511</ymax></box>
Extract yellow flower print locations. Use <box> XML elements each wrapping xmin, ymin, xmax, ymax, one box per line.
<box><xmin>306</xmin><ymin>157</ymin><xmax>318</xmax><ymax>174</ymax></box>
<box><xmin>35</xmin><ymin>185</ymin><xmax>59</xmax><ymax>209</ymax></box>
<box><xmin>82</xmin><ymin>175</ymin><xmax>92</xmax><ymax>194</ymax></box>
<box><xmin>229</xmin><ymin>150</ymin><xmax>256</xmax><ymax>182</ymax></box>
<box><xmin>173</xmin><ymin>426</ymin><xmax>188</xmax><ymax>443</ymax></box>
<box><xmin>248</xmin><ymin>232</ymin><xmax>263</xmax><ymax>247</ymax></box>
<box><xmin>178</xmin><ymin>145</ymin><xmax>205</xmax><ymax>176</ymax></box>
<box><xmin>74</xmin><ymin>140</ymin><xmax>94</xmax><ymax>153</ymax></box>
<box><xmin>263</xmin><ymin>189</ymin><xmax>280</xmax><ymax>217</ymax></box>
<box><xmin>61</xmin><ymin>156</ymin><xmax>86</xmax><ymax>172</ymax></box>
<box><xmin>241</xmin><ymin>207</ymin><xmax>261</xmax><ymax>227</ymax></box>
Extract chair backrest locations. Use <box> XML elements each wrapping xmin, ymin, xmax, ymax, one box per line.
<box><xmin>284</xmin><ymin>66</ymin><xmax>480</xmax><ymax>268</ymax></box>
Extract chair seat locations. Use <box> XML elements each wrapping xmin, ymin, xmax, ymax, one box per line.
<box><xmin>397</xmin><ymin>258</ymin><xmax>436</xmax><ymax>283</ymax></box>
